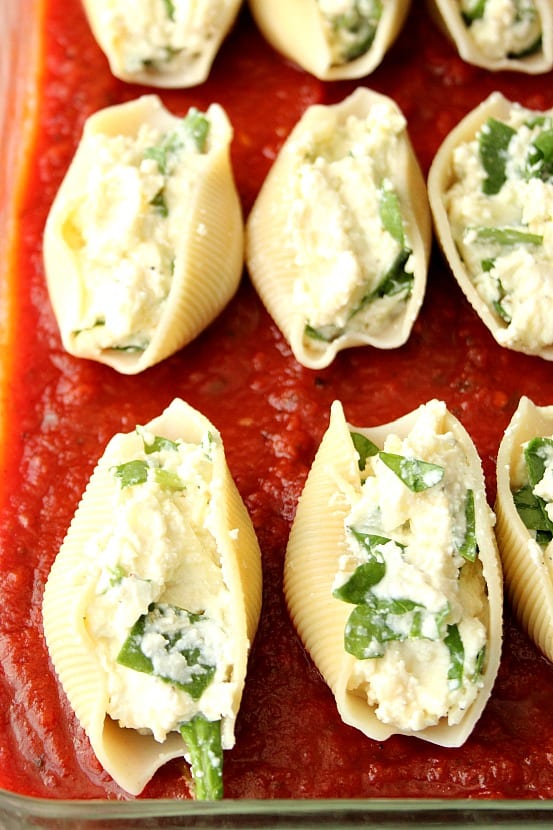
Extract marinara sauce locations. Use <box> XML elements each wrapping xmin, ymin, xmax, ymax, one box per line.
<box><xmin>2</xmin><ymin>0</ymin><xmax>553</xmax><ymax>802</ymax></box>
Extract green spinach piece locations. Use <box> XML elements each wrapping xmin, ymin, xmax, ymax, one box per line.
<box><xmin>117</xmin><ymin>603</ymin><xmax>217</xmax><ymax>700</ymax></box>
<box><xmin>378</xmin><ymin>452</ymin><xmax>444</xmax><ymax>492</ymax></box>
<box><xmin>458</xmin><ymin>489</ymin><xmax>478</xmax><ymax>562</ymax></box>
<box><xmin>445</xmin><ymin>623</ymin><xmax>465</xmax><ymax>689</ymax></box>
<box><xmin>474</xmin><ymin>226</ymin><xmax>543</xmax><ymax>246</ymax></box>
<box><xmin>478</xmin><ymin>118</ymin><xmax>516</xmax><ymax>195</ymax></box>
<box><xmin>350</xmin><ymin>430</ymin><xmax>379</xmax><ymax>470</ymax></box>
<box><xmin>179</xmin><ymin>715</ymin><xmax>223</xmax><ymax>800</ymax></box>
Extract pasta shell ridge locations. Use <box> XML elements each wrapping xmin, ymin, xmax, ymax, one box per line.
<box><xmin>248</xmin><ymin>0</ymin><xmax>412</xmax><ymax>80</ymax></box>
<box><xmin>428</xmin><ymin>91</ymin><xmax>553</xmax><ymax>360</ymax></box>
<box><xmin>247</xmin><ymin>87</ymin><xmax>430</xmax><ymax>369</ymax></box>
<box><xmin>82</xmin><ymin>0</ymin><xmax>244</xmax><ymax>87</ymax></box>
<box><xmin>285</xmin><ymin>399</ymin><xmax>502</xmax><ymax>747</ymax></box>
<box><xmin>495</xmin><ymin>396</ymin><xmax>553</xmax><ymax>662</ymax></box>
<box><xmin>42</xmin><ymin>398</ymin><xmax>262</xmax><ymax>795</ymax></box>
<box><xmin>426</xmin><ymin>0</ymin><xmax>553</xmax><ymax>73</ymax></box>
<box><xmin>44</xmin><ymin>96</ymin><xmax>243</xmax><ymax>375</ymax></box>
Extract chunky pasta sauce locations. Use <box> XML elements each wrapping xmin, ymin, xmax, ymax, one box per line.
<box><xmin>3</xmin><ymin>0</ymin><xmax>553</xmax><ymax>801</ymax></box>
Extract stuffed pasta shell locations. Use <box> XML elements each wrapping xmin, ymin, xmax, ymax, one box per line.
<box><xmin>427</xmin><ymin>0</ymin><xmax>553</xmax><ymax>73</ymax></box>
<box><xmin>246</xmin><ymin>87</ymin><xmax>430</xmax><ymax>370</ymax></box>
<box><xmin>42</xmin><ymin>398</ymin><xmax>262</xmax><ymax>798</ymax></box>
<box><xmin>496</xmin><ymin>396</ymin><xmax>553</xmax><ymax>663</ymax></box>
<box><xmin>43</xmin><ymin>95</ymin><xmax>243</xmax><ymax>374</ymax></box>
<box><xmin>82</xmin><ymin>0</ymin><xmax>243</xmax><ymax>87</ymax></box>
<box><xmin>284</xmin><ymin>399</ymin><xmax>502</xmax><ymax>746</ymax></box>
<box><xmin>429</xmin><ymin>92</ymin><xmax>553</xmax><ymax>360</ymax></box>
<box><xmin>249</xmin><ymin>0</ymin><xmax>411</xmax><ymax>80</ymax></box>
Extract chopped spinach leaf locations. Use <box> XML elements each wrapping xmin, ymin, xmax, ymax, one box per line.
<box><xmin>162</xmin><ymin>0</ymin><xmax>176</xmax><ymax>20</ymax></box>
<box><xmin>150</xmin><ymin>188</ymin><xmax>168</xmax><ymax>217</ymax></box>
<box><xmin>478</xmin><ymin>118</ymin><xmax>516</xmax><ymax>195</ymax></box>
<box><xmin>350</xmin><ymin>430</ymin><xmax>379</xmax><ymax>470</ymax></box>
<box><xmin>474</xmin><ymin>226</ymin><xmax>543</xmax><ymax>246</ymax></box>
<box><xmin>491</xmin><ymin>276</ymin><xmax>512</xmax><ymax>324</ymax></box>
<box><xmin>107</xmin><ymin>563</ymin><xmax>127</xmax><ymax>587</ymax></box>
<box><xmin>458</xmin><ymin>489</ymin><xmax>478</xmax><ymax>562</ymax></box>
<box><xmin>461</xmin><ymin>0</ymin><xmax>487</xmax><ymax>23</ymax></box>
<box><xmin>371</xmin><ymin>248</ymin><xmax>413</xmax><ymax>300</ymax></box>
<box><xmin>304</xmin><ymin>322</ymin><xmax>343</xmax><ymax>343</ymax></box>
<box><xmin>513</xmin><ymin>437</ymin><xmax>553</xmax><ymax>545</ymax></box>
<box><xmin>378</xmin><ymin>185</ymin><xmax>404</xmax><ymax>245</ymax></box>
<box><xmin>343</xmin><ymin>602</ymin><xmax>399</xmax><ymax>659</ymax></box>
<box><xmin>109</xmin><ymin>343</ymin><xmax>147</xmax><ymax>353</ymax></box>
<box><xmin>117</xmin><ymin>603</ymin><xmax>217</xmax><ymax>700</ymax></box>
<box><xmin>332</xmin><ymin>0</ymin><xmax>382</xmax><ymax>62</ymax></box>
<box><xmin>153</xmin><ymin>468</ymin><xmax>186</xmax><ymax>491</ymax></box>
<box><xmin>473</xmin><ymin>645</ymin><xmax>486</xmax><ymax>681</ymax></box>
<box><xmin>112</xmin><ymin>459</ymin><xmax>149</xmax><ymax>488</ymax></box>
<box><xmin>184</xmin><ymin>107</ymin><xmax>210</xmax><ymax>153</ymax></box>
<box><xmin>513</xmin><ymin>484</ymin><xmax>553</xmax><ymax>546</ymax></box>
<box><xmin>343</xmin><ymin>593</ymin><xmax>448</xmax><ymax>659</ymax></box>
<box><xmin>524</xmin><ymin>436</ymin><xmax>553</xmax><ymax>486</ymax></box>
<box><xmin>144</xmin><ymin>107</ymin><xmax>210</xmax><ymax>175</ymax></box>
<box><xmin>445</xmin><ymin>623</ymin><xmax>465</xmax><ymax>689</ymax></box>
<box><xmin>333</xmin><ymin>532</ymin><xmax>388</xmax><ymax>605</ymax></box>
<box><xmin>141</xmin><ymin>433</ymin><xmax>180</xmax><ymax>454</ymax></box>
<box><xmin>180</xmin><ymin>715</ymin><xmax>223</xmax><ymax>800</ymax></box>
<box><xmin>526</xmin><ymin>127</ymin><xmax>553</xmax><ymax>182</ymax></box>
<box><xmin>378</xmin><ymin>452</ymin><xmax>445</xmax><ymax>492</ymax></box>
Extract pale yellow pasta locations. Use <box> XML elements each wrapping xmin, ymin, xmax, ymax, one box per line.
<box><xmin>44</xmin><ymin>95</ymin><xmax>243</xmax><ymax>374</ymax></box>
<box><xmin>246</xmin><ymin>87</ymin><xmax>430</xmax><ymax>370</ymax></box>
<box><xmin>427</xmin><ymin>0</ymin><xmax>553</xmax><ymax>73</ymax></box>
<box><xmin>42</xmin><ymin>398</ymin><xmax>262</xmax><ymax>796</ymax></box>
<box><xmin>428</xmin><ymin>91</ymin><xmax>553</xmax><ymax>360</ymax></box>
<box><xmin>249</xmin><ymin>0</ymin><xmax>411</xmax><ymax>80</ymax></box>
<box><xmin>285</xmin><ymin>399</ymin><xmax>502</xmax><ymax>746</ymax></box>
<box><xmin>82</xmin><ymin>0</ymin><xmax>243</xmax><ymax>87</ymax></box>
<box><xmin>496</xmin><ymin>396</ymin><xmax>553</xmax><ymax>662</ymax></box>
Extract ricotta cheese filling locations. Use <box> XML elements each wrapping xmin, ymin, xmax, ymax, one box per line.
<box><xmin>512</xmin><ymin>435</ymin><xmax>553</xmax><ymax>547</ymax></box>
<box><xmin>459</xmin><ymin>0</ymin><xmax>542</xmax><ymax>60</ymax></box>
<box><xmin>333</xmin><ymin>401</ymin><xmax>488</xmax><ymax>732</ymax></box>
<box><xmin>66</xmin><ymin>109</ymin><xmax>210</xmax><ymax>354</ymax></box>
<box><xmin>287</xmin><ymin>100</ymin><xmax>415</xmax><ymax>346</ymax></box>
<box><xmin>101</xmin><ymin>0</ymin><xmax>229</xmax><ymax>76</ymax></box>
<box><xmin>81</xmin><ymin>427</ymin><xmax>236</xmax><ymax>746</ymax></box>
<box><xmin>316</xmin><ymin>0</ymin><xmax>383</xmax><ymax>64</ymax></box>
<box><xmin>444</xmin><ymin>104</ymin><xmax>553</xmax><ymax>352</ymax></box>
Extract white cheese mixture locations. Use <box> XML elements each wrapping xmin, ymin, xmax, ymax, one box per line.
<box><xmin>82</xmin><ymin>428</ymin><xmax>236</xmax><ymax>746</ymax></box>
<box><xmin>101</xmin><ymin>0</ymin><xmax>229</xmax><ymax>76</ymax></box>
<box><xmin>445</xmin><ymin>104</ymin><xmax>553</xmax><ymax>352</ymax></box>
<box><xmin>288</xmin><ymin>100</ymin><xmax>413</xmax><ymax>342</ymax></box>
<box><xmin>334</xmin><ymin>401</ymin><xmax>488</xmax><ymax>731</ymax></box>
<box><xmin>316</xmin><ymin>0</ymin><xmax>383</xmax><ymax>64</ymax></box>
<box><xmin>66</xmin><ymin>118</ymin><xmax>207</xmax><ymax>353</ymax></box>
<box><xmin>459</xmin><ymin>0</ymin><xmax>541</xmax><ymax>60</ymax></box>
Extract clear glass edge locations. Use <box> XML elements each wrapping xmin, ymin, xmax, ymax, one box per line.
<box><xmin>1</xmin><ymin>0</ymin><xmax>552</xmax><ymax>826</ymax></box>
<box><xmin>1</xmin><ymin>788</ymin><xmax>553</xmax><ymax>827</ymax></box>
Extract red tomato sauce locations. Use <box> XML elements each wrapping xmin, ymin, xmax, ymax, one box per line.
<box><xmin>2</xmin><ymin>0</ymin><xmax>553</xmax><ymax>802</ymax></box>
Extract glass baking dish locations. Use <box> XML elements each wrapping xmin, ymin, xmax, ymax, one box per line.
<box><xmin>2</xmin><ymin>0</ymin><xmax>553</xmax><ymax>826</ymax></box>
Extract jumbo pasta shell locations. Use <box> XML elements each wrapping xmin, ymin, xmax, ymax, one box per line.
<box><xmin>427</xmin><ymin>0</ymin><xmax>553</xmax><ymax>73</ymax></box>
<box><xmin>284</xmin><ymin>399</ymin><xmax>502</xmax><ymax>746</ymax></box>
<box><xmin>249</xmin><ymin>0</ymin><xmax>411</xmax><ymax>80</ymax></box>
<box><xmin>428</xmin><ymin>91</ymin><xmax>553</xmax><ymax>360</ymax></box>
<box><xmin>496</xmin><ymin>396</ymin><xmax>553</xmax><ymax>662</ymax></box>
<box><xmin>246</xmin><ymin>87</ymin><xmax>430</xmax><ymax>370</ymax></box>
<box><xmin>44</xmin><ymin>95</ymin><xmax>243</xmax><ymax>374</ymax></box>
<box><xmin>42</xmin><ymin>398</ymin><xmax>262</xmax><ymax>795</ymax></box>
<box><xmin>82</xmin><ymin>0</ymin><xmax>243</xmax><ymax>87</ymax></box>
